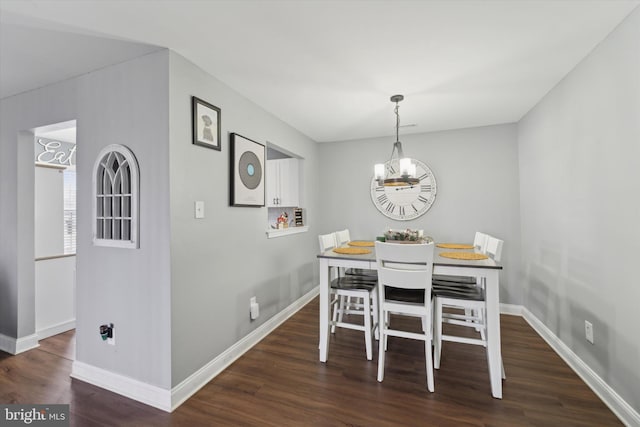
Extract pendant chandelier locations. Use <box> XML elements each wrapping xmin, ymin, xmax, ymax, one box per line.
<box><xmin>374</xmin><ymin>94</ymin><xmax>419</xmax><ymax>187</ymax></box>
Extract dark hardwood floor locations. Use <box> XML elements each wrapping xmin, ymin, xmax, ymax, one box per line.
<box><xmin>0</xmin><ymin>297</ymin><xmax>621</xmax><ymax>426</ymax></box>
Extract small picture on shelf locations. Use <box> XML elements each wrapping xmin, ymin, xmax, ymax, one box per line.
<box><xmin>294</xmin><ymin>208</ymin><xmax>303</xmax><ymax>226</ymax></box>
<box><xmin>277</xmin><ymin>212</ymin><xmax>289</xmax><ymax>229</ymax></box>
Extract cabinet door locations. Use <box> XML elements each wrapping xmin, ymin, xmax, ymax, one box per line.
<box><xmin>278</xmin><ymin>158</ymin><xmax>299</xmax><ymax>207</ymax></box>
<box><xmin>266</xmin><ymin>160</ymin><xmax>279</xmax><ymax>207</ymax></box>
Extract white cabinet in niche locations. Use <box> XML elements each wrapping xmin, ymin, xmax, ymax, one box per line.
<box><xmin>266</xmin><ymin>158</ymin><xmax>299</xmax><ymax>207</ymax></box>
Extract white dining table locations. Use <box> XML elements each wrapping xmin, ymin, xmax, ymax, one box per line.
<box><xmin>317</xmin><ymin>243</ymin><xmax>504</xmax><ymax>399</ymax></box>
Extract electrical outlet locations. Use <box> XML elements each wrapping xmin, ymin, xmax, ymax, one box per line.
<box><xmin>107</xmin><ymin>324</ymin><xmax>115</xmax><ymax>346</ymax></box>
<box><xmin>585</xmin><ymin>320</ymin><xmax>594</xmax><ymax>344</ymax></box>
<box><xmin>195</xmin><ymin>201</ymin><xmax>205</xmax><ymax>219</ymax></box>
<box><xmin>250</xmin><ymin>297</ymin><xmax>259</xmax><ymax>320</ymax></box>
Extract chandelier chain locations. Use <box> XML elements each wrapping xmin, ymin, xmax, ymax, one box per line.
<box><xmin>395</xmin><ymin>102</ymin><xmax>400</xmax><ymax>143</ymax></box>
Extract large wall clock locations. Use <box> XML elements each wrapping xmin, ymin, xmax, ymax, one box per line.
<box><xmin>370</xmin><ymin>158</ymin><xmax>437</xmax><ymax>221</ymax></box>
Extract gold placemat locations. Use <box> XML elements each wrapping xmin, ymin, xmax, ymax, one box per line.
<box><xmin>436</xmin><ymin>243</ymin><xmax>474</xmax><ymax>249</ymax></box>
<box><xmin>333</xmin><ymin>247</ymin><xmax>372</xmax><ymax>255</ymax></box>
<box><xmin>439</xmin><ymin>252</ymin><xmax>488</xmax><ymax>260</ymax></box>
<box><xmin>348</xmin><ymin>241</ymin><xmax>375</xmax><ymax>247</ymax></box>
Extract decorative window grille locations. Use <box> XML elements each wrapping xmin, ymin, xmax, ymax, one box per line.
<box><xmin>63</xmin><ymin>169</ymin><xmax>77</xmax><ymax>254</ymax></box>
<box><xmin>92</xmin><ymin>144</ymin><xmax>139</xmax><ymax>248</ymax></box>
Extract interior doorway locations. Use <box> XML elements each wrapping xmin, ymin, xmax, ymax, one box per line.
<box><xmin>33</xmin><ymin>120</ymin><xmax>77</xmax><ymax>360</ymax></box>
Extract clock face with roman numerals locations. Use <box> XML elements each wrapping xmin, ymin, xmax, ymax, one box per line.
<box><xmin>370</xmin><ymin>158</ymin><xmax>437</xmax><ymax>221</ymax></box>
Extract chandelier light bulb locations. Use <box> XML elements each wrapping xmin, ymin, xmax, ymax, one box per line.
<box><xmin>399</xmin><ymin>158</ymin><xmax>411</xmax><ymax>176</ymax></box>
<box><xmin>375</xmin><ymin>163</ymin><xmax>385</xmax><ymax>180</ymax></box>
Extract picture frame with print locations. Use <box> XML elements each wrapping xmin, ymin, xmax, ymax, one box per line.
<box><xmin>192</xmin><ymin>96</ymin><xmax>221</xmax><ymax>151</ymax></box>
<box><xmin>230</xmin><ymin>133</ymin><xmax>265</xmax><ymax>207</ymax></box>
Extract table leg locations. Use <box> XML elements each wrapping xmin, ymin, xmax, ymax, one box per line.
<box><xmin>484</xmin><ymin>269</ymin><xmax>502</xmax><ymax>399</ymax></box>
<box><xmin>319</xmin><ymin>258</ymin><xmax>330</xmax><ymax>362</ymax></box>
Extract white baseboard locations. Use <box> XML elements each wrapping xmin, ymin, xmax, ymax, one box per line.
<box><xmin>170</xmin><ymin>286</ymin><xmax>319</xmax><ymax>411</ymax></box>
<box><xmin>0</xmin><ymin>333</ymin><xmax>15</xmax><ymax>354</ymax></box>
<box><xmin>521</xmin><ymin>307</ymin><xmax>640</xmax><ymax>427</ymax></box>
<box><xmin>37</xmin><ymin>319</ymin><xmax>75</xmax><ymax>340</ymax></box>
<box><xmin>71</xmin><ymin>361</ymin><xmax>171</xmax><ymax>411</ymax></box>
<box><xmin>500</xmin><ymin>303</ymin><xmax>523</xmax><ymax>316</ymax></box>
<box><xmin>0</xmin><ymin>333</ymin><xmax>14</xmax><ymax>354</ymax></box>
<box><xmin>16</xmin><ymin>334</ymin><xmax>39</xmax><ymax>353</ymax></box>
<box><xmin>0</xmin><ymin>333</ymin><xmax>39</xmax><ymax>355</ymax></box>
<box><xmin>68</xmin><ymin>287</ymin><xmax>319</xmax><ymax>413</ymax></box>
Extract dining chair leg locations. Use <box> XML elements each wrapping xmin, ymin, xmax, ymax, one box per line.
<box><xmin>337</xmin><ymin>296</ymin><xmax>346</xmax><ymax>325</ymax></box>
<box><xmin>371</xmin><ymin>291</ymin><xmax>379</xmax><ymax>340</ymax></box>
<box><xmin>434</xmin><ymin>298</ymin><xmax>443</xmax><ymax>370</ymax></box>
<box><xmin>364</xmin><ymin>295</ymin><xmax>373</xmax><ymax>361</ymax></box>
<box><xmin>478</xmin><ymin>308</ymin><xmax>486</xmax><ymax>341</ymax></box>
<box><xmin>377</xmin><ymin>316</ymin><xmax>386</xmax><ymax>382</ymax></box>
<box><xmin>425</xmin><ymin>332</ymin><xmax>435</xmax><ymax>392</ymax></box>
<box><xmin>330</xmin><ymin>294</ymin><xmax>339</xmax><ymax>334</ymax></box>
<box><xmin>384</xmin><ymin>312</ymin><xmax>390</xmax><ymax>351</ymax></box>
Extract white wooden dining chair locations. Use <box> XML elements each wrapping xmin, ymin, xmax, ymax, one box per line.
<box><xmin>318</xmin><ymin>233</ymin><xmax>378</xmax><ymax>360</ymax></box>
<box><xmin>486</xmin><ymin>235</ymin><xmax>503</xmax><ymax>263</ymax></box>
<box><xmin>474</xmin><ymin>231</ymin><xmax>490</xmax><ymax>252</ymax></box>
<box><xmin>375</xmin><ymin>241</ymin><xmax>435</xmax><ymax>392</ymax></box>
<box><xmin>432</xmin><ymin>231</ymin><xmax>489</xmax><ymax>284</ymax></box>
<box><xmin>335</xmin><ymin>229</ymin><xmax>350</xmax><ymax>246</ymax></box>
<box><xmin>335</xmin><ymin>228</ymin><xmax>377</xmax><ymax>278</ymax></box>
<box><xmin>334</xmin><ymin>228</ymin><xmax>377</xmax><ymax>313</ymax></box>
<box><xmin>433</xmin><ymin>235</ymin><xmax>506</xmax><ymax>385</ymax></box>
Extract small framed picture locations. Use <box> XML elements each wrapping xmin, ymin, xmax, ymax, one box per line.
<box><xmin>230</xmin><ymin>133</ymin><xmax>265</xmax><ymax>207</ymax></box>
<box><xmin>192</xmin><ymin>96</ymin><xmax>221</xmax><ymax>151</ymax></box>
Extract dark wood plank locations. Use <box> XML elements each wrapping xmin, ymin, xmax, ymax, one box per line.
<box><xmin>0</xmin><ymin>297</ymin><xmax>622</xmax><ymax>426</ymax></box>
<box><xmin>37</xmin><ymin>329</ymin><xmax>76</xmax><ymax>361</ymax></box>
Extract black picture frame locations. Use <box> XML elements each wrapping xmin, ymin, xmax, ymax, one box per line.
<box><xmin>230</xmin><ymin>133</ymin><xmax>265</xmax><ymax>207</ymax></box>
<box><xmin>192</xmin><ymin>96</ymin><xmax>221</xmax><ymax>151</ymax></box>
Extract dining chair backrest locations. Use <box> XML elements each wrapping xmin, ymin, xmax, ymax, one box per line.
<box><xmin>375</xmin><ymin>240</ymin><xmax>436</xmax><ymax>391</ymax></box>
<box><xmin>318</xmin><ymin>233</ymin><xmax>337</xmax><ymax>252</ymax></box>
<box><xmin>335</xmin><ymin>229</ymin><xmax>350</xmax><ymax>246</ymax></box>
<box><xmin>474</xmin><ymin>232</ymin><xmax>489</xmax><ymax>253</ymax></box>
<box><xmin>375</xmin><ymin>241</ymin><xmax>435</xmax><ymax>290</ymax></box>
<box><xmin>486</xmin><ymin>236</ymin><xmax>504</xmax><ymax>262</ymax></box>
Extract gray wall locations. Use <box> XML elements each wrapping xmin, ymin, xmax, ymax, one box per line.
<box><xmin>1</xmin><ymin>80</ymin><xmax>78</xmax><ymax>339</ymax></box>
<box><xmin>75</xmin><ymin>50</ymin><xmax>172</xmax><ymax>388</ymax></box>
<box><xmin>0</xmin><ymin>50</ymin><xmax>172</xmax><ymax>389</ymax></box>
<box><xmin>317</xmin><ymin>124</ymin><xmax>522</xmax><ymax>304</ymax></box>
<box><xmin>168</xmin><ymin>52</ymin><xmax>320</xmax><ymax>386</ymax></box>
<box><xmin>518</xmin><ymin>7</ymin><xmax>640</xmax><ymax>412</ymax></box>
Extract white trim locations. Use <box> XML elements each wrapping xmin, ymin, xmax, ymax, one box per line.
<box><xmin>499</xmin><ymin>303</ymin><xmax>523</xmax><ymax>316</ymax></box>
<box><xmin>266</xmin><ymin>225</ymin><xmax>309</xmax><ymax>238</ymax></box>
<box><xmin>521</xmin><ymin>307</ymin><xmax>640</xmax><ymax>427</ymax></box>
<box><xmin>37</xmin><ymin>319</ymin><xmax>75</xmax><ymax>340</ymax></box>
<box><xmin>0</xmin><ymin>333</ymin><xmax>39</xmax><ymax>355</ymax></box>
<box><xmin>16</xmin><ymin>334</ymin><xmax>39</xmax><ymax>353</ymax></box>
<box><xmin>0</xmin><ymin>334</ymin><xmax>11</xmax><ymax>354</ymax></box>
<box><xmin>170</xmin><ymin>285</ymin><xmax>319</xmax><ymax>411</ymax></box>
<box><xmin>35</xmin><ymin>162</ymin><xmax>66</xmax><ymax>170</ymax></box>
<box><xmin>71</xmin><ymin>361</ymin><xmax>171</xmax><ymax>412</ymax></box>
<box><xmin>67</xmin><ymin>287</ymin><xmax>318</xmax><ymax>413</ymax></box>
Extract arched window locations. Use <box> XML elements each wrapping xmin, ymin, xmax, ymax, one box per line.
<box><xmin>92</xmin><ymin>144</ymin><xmax>139</xmax><ymax>248</ymax></box>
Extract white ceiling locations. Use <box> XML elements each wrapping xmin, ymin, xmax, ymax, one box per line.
<box><xmin>1</xmin><ymin>0</ymin><xmax>638</xmax><ymax>142</ymax></box>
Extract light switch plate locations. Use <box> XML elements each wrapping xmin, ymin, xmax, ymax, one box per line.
<box><xmin>195</xmin><ymin>201</ymin><xmax>205</xmax><ymax>219</ymax></box>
